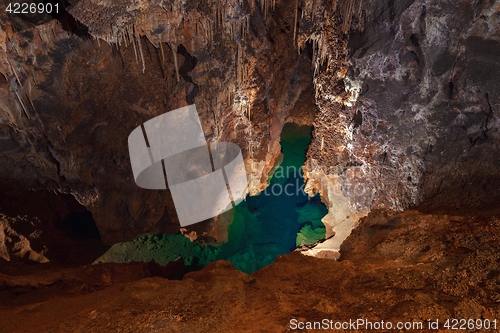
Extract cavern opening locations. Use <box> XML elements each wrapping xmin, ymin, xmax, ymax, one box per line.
<box><xmin>0</xmin><ymin>188</ymin><xmax>108</xmax><ymax>266</ymax></box>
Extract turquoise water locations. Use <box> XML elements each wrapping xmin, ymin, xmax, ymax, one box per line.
<box><xmin>96</xmin><ymin>123</ymin><xmax>327</xmax><ymax>274</ymax></box>
<box><xmin>215</xmin><ymin>123</ymin><xmax>327</xmax><ymax>273</ymax></box>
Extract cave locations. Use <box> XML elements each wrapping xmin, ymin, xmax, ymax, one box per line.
<box><xmin>95</xmin><ymin>121</ymin><xmax>328</xmax><ymax>274</ymax></box>
<box><xmin>1</xmin><ymin>0</ymin><xmax>500</xmax><ymax>331</ymax></box>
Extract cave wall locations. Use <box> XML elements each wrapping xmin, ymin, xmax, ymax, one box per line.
<box><xmin>0</xmin><ymin>0</ymin><xmax>315</xmax><ymax>244</ymax></box>
<box><xmin>303</xmin><ymin>0</ymin><xmax>500</xmax><ymax>255</ymax></box>
<box><xmin>1</xmin><ymin>0</ymin><xmax>499</xmax><ymax>255</ymax></box>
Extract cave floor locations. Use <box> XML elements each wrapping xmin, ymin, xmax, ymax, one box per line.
<box><xmin>1</xmin><ymin>209</ymin><xmax>499</xmax><ymax>332</ymax></box>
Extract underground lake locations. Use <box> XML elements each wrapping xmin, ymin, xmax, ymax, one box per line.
<box><xmin>95</xmin><ymin>122</ymin><xmax>328</xmax><ymax>274</ymax></box>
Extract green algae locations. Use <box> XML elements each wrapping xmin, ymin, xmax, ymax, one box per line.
<box><xmin>94</xmin><ymin>233</ymin><xmax>219</xmax><ymax>266</ymax></box>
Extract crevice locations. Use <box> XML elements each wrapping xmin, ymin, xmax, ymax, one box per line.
<box><xmin>50</xmin><ymin>1</ymin><xmax>91</xmax><ymax>38</ymax></box>
<box><xmin>448</xmin><ymin>81</ymin><xmax>454</xmax><ymax>99</ymax></box>
<box><xmin>177</xmin><ymin>44</ymin><xmax>200</xmax><ymax>104</ymax></box>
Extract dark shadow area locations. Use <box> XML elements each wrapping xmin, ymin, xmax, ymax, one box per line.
<box><xmin>5</xmin><ymin>0</ymin><xmax>90</xmax><ymax>38</ymax></box>
<box><xmin>55</xmin><ymin>210</ymin><xmax>100</xmax><ymax>241</ymax></box>
<box><xmin>0</xmin><ymin>185</ymin><xmax>109</xmax><ymax>266</ymax></box>
<box><xmin>177</xmin><ymin>44</ymin><xmax>199</xmax><ymax>104</ymax></box>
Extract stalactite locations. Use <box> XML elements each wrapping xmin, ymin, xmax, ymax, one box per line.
<box><xmin>131</xmin><ymin>34</ymin><xmax>139</xmax><ymax>64</ymax></box>
<box><xmin>136</xmin><ymin>34</ymin><xmax>146</xmax><ymax>73</ymax></box>
<box><xmin>213</xmin><ymin>6</ymin><xmax>217</xmax><ymax>29</ymax></box>
<box><xmin>116</xmin><ymin>34</ymin><xmax>121</xmax><ymax>50</ymax></box>
<box><xmin>219</xmin><ymin>5</ymin><xmax>223</xmax><ymax>27</ymax></box>
<box><xmin>318</xmin><ymin>34</ymin><xmax>328</xmax><ymax>65</ymax></box>
<box><xmin>27</xmin><ymin>94</ymin><xmax>36</xmax><ymax>114</ymax></box>
<box><xmin>312</xmin><ymin>38</ymin><xmax>316</xmax><ymax>66</ymax></box>
<box><xmin>7</xmin><ymin>59</ymin><xmax>20</xmax><ymax>85</ymax></box>
<box><xmin>171</xmin><ymin>43</ymin><xmax>180</xmax><ymax>82</ymax></box>
<box><xmin>312</xmin><ymin>0</ymin><xmax>317</xmax><ymax>21</ymax></box>
<box><xmin>30</xmin><ymin>70</ymin><xmax>38</xmax><ymax>85</ymax></box>
<box><xmin>248</xmin><ymin>0</ymin><xmax>255</xmax><ymax>12</ymax></box>
<box><xmin>241</xmin><ymin>19</ymin><xmax>244</xmax><ymax>41</ymax></box>
<box><xmin>122</xmin><ymin>28</ymin><xmax>128</xmax><ymax>48</ymax></box>
<box><xmin>341</xmin><ymin>0</ymin><xmax>356</xmax><ymax>34</ymax></box>
<box><xmin>14</xmin><ymin>90</ymin><xmax>30</xmax><ymax>119</ymax></box>
<box><xmin>27</xmin><ymin>80</ymin><xmax>36</xmax><ymax>112</ymax></box>
<box><xmin>221</xmin><ymin>5</ymin><xmax>225</xmax><ymax>28</ymax></box>
<box><xmin>159</xmin><ymin>42</ymin><xmax>165</xmax><ymax>63</ymax></box>
<box><xmin>211</xmin><ymin>19</ymin><xmax>214</xmax><ymax>42</ymax></box>
<box><xmin>205</xmin><ymin>19</ymin><xmax>210</xmax><ymax>43</ymax></box>
<box><xmin>293</xmin><ymin>0</ymin><xmax>299</xmax><ymax>43</ymax></box>
<box><xmin>51</xmin><ymin>27</ymin><xmax>57</xmax><ymax>41</ymax></box>
<box><xmin>240</xmin><ymin>44</ymin><xmax>245</xmax><ymax>83</ymax></box>
<box><xmin>129</xmin><ymin>27</ymin><xmax>134</xmax><ymax>46</ymax></box>
<box><xmin>236</xmin><ymin>43</ymin><xmax>241</xmax><ymax>84</ymax></box>
<box><xmin>332</xmin><ymin>0</ymin><xmax>338</xmax><ymax>12</ymax></box>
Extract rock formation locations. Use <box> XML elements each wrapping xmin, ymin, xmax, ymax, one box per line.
<box><xmin>1</xmin><ymin>209</ymin><xmax>500</xmax><ymax>331</ymax></box>
<box><xmin>1</xmin><ymin>0</ymin><xmax>499</xmax><ymax>258</ymax></box>
<box><xmin>301</xmin><ymin>0</ymin><xmax>500</xmax><ymax>256</ymax></box>
<box><xmin>1</xmin><ymin>1</ymin><xmax>500</xmax><ymax>330</ymax></box>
